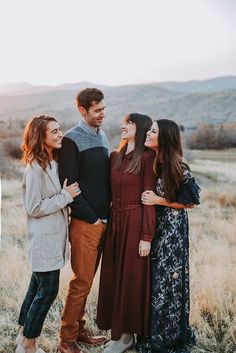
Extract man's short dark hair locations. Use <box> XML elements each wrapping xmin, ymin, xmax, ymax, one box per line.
<box><xmin>76</xmin><ymin>88</ymin><xmax>104</xmax><ymax>111</ymax></box>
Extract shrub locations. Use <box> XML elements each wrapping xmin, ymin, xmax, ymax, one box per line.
<box><xmin>3</xmin><ymin>139</ymin><xmax>22</xmax><ymax>160</ymax></box>
<box><xmin>187</xmin><ymin>123</ymin><xmax>236</xmax><ymax>149</ymax></box>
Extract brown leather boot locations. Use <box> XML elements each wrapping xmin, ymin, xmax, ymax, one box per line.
<box><xmin>58</xmin><ymin>340</ymin><xmax>84</xmax><ymax>353</ymax></box>
<box><xmin>76</xmin><ymin>327</ymin><xmax>107</xmax><ymax>346</ymax></box>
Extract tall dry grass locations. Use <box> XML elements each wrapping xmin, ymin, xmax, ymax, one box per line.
<box><xmin>1</xmin><ymin>150</ymin><xmax>236</xmax><ymax>353</ymax></box>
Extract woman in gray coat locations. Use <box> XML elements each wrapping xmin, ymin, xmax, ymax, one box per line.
<box><xmin>15</xmin><ymin>115</ymin><xmax>80</xmax><ymax>353</ymax></box>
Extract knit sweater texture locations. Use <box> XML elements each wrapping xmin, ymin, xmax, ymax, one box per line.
<box><xmin>58</xmin><ymin>122</ymin><xmax>110</xmax><ymax>223</ymax></box>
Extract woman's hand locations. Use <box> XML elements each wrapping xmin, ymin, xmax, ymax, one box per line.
<box><xmin>63</xmin><ymin>178</ymin><xmax>81</xmax><ymax>198</ymax></box>
<box><xmin>139</xmin><ymin>240</ymin><xmax>151</xmax><ymax>257</ymax></box>
<box><xmin>141</xmin><ymin>190</ymin><xmax>158</xmax><ymax>205</ymax></box>
<box><xmin>142</xmin><ymin>190</ymin><xmax>196</xmax><ymax>209</ymax></box>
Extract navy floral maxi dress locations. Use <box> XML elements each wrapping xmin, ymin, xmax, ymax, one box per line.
<box><xmin>136</xmin><ymin>165</ymin><xmax>200</xmax><ymax>353</ymax></box>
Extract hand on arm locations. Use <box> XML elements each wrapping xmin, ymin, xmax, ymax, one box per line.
<box><xmin>141</xmin><ymin>190</ymin><xmax>195</xmax><ymax>209</ymax></box>
<box><xmin>141</xmin><ymin>190</ymin><xmax>158</xmax><ymax>205</ymax></box>
<box><xmin>63</xmin><ymin>178</ymin><xmax>81</xmax><ymax>199</ymax></box>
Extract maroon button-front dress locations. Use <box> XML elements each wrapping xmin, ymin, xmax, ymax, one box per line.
<box><xmin>97</xmin><ymin>150</ymin><xmax>156</xmax><ymax>340</ymax></box>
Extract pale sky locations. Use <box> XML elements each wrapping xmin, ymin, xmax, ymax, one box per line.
<box><xmin>0</xmin><ymin>0</ymin><xmax>235</xmax><ymax>86</ymax></box>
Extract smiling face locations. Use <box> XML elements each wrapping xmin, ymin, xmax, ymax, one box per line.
<box><xmin>121</xmin><ymin>118</ymin><xmax>137</xmax><ymax>142</ymax></box>
<box><xmin>79</xmin><ymin>100</ymin><xmax>106</xmax><ymax>128</ymax></box>
<box><xmin>145</xmin><ymin>121</ymin><xmax>159</xmax><ymax>150</ymax></box>
<box><xmin>44</xmin><ymin>121</ymin><xmax>63</xmax><ymax>153</ymax></box>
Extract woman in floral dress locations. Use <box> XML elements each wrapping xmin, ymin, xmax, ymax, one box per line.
<box><xmin>137</xmin><ymin>119</ymin><xmax>200</xmax><ymax>353</ymax></box>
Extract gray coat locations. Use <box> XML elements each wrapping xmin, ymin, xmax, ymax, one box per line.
<box><xmin>22</xmin><ymin>162</ymin><xmax>73</xmax><ymax>272</ymax></box>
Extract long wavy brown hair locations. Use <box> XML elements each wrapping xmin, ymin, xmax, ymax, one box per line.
<box><xmin>114</xmin><ymin>113</ymin><xmax>152</xmax><ymax>174</ymax></box>
<box><xmin>21</xmin><ymin>115</ymin><xmax>58</xmax><ymax>170</ymax></box>
<box><xmin>155</xmin><ymin>119</ymin><xmax>187</xmax><ymax>202</ymax></box>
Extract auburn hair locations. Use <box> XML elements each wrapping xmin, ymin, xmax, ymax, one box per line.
<box><xmin>21</xmin><ymin>115</ymin><xmax>58</xmax><ymax>170</ymax></box>
<box><xmin>155</xmin><ymin>119</ymin><xmax>187</xmax><ymax>202</ymax></box>
<box><xmin>114</xmin><ymin>113</ymin><xmax>152</xmax><ymax>174</ymax></box>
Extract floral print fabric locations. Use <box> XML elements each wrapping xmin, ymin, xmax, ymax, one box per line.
<box><xmin>136</xmin><ymin>170</ymin><xmax>196</xmax><ymax>353</ymax></box>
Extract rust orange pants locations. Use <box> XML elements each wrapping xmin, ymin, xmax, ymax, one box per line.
<box><xmin>60</xmin><ymin>218</ymin><xmax>106</xmax><ymax>342</ymax></box>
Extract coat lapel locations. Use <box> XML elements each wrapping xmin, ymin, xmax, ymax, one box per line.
<box><xmin>46</xmin><ymin>164</ymin><xmax>69</xmax><ymax>223</ymax></box>
<box><xmin>46</xmin><ymin>164</ymin><xmax>61</xmax><ymax>193</ymax></box>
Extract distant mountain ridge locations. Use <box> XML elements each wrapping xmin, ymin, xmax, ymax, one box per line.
<box><xmin>1</xmin><ymin>76</ymin><xmax>236</xmax><ymax>95</ymax></box>
<box><xmin>0</xmin><ymin>76</ymin><xmax>235</xmax><ymax>128</ymax></box>
<box><xmin>156</xmin><ymin>76</ymin><xmax>236</xmax><ymax>93</ymax></box>
<box><xmin>0</xmin><ymin>81</ymin><xmax>100</xmax><ymax>95</ymax></box>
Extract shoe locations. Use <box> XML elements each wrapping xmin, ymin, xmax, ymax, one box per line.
<box><xmin>103</xmin><ymin>334</ymin><xmax>134</xmax><ymax>353</ymax></box>
<box><xmin>58</xmin><ymin>340</ymin><xmax>84</xmax><ymax>353</ymax></box>
<box><xmin>15</xmin><ymin>333</ymin><xmax>23</xmax><ymax>345</ymax></box>
<box><xmin>16</xmin><ymin>344</ymin><xmax>45</xmax><ymax>353</ymax></box>
<box><xmin>76</xmin><ymin>327</ymin><xmax>107</xmax><ymax>345</ymax></box>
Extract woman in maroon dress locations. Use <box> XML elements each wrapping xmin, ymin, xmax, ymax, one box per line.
<box><xmin>97</xmin><ymin>113</ymin><xmax>156</xmax><ymax>352</ymax></box>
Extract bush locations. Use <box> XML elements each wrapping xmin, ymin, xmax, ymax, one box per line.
<box><xmin>3</xmin><ymin>139</ymin><xmax>22</xmax><ymax>160</ymax></box>
<box><xmin>187</xmin><ymin>123</ymin><xmax>236</xmax><ymax>149</ymax></box>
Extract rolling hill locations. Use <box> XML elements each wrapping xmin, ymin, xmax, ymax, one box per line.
<box><xmin>0</xmin><ymin>76</ymin><xmax>235</xmax><ymax>128</ymax></box>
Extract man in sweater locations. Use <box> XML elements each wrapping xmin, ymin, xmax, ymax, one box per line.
<box><xmin>58</xmin><ymin>88</ymin><xmax>110</xmax><ymax>353</ymax></box>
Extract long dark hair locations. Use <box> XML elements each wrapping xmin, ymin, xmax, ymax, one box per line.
<box><xmin>21</xmin><ymin>115</ymin><xmax>58</xmax><ymax>170</ymax></box>
<box><xmin>114</xmin><ymin>113</ymin><xmax>152</xmax><ymax>174</ymax></box>
<box><xmin>155</xmin><ymin>119</ymin><xmax>186</xmax><ymax>201</ymax></box>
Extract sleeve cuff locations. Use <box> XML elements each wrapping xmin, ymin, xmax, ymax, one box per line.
<box><xmin>61</xmin><ymin>189</ymin><xmax>74</xmax><ymax>204</ymax></box>
<box><xmin>141</xmin><ymin>233</ymin><xmax>153</xmax><ymax>242</ymax></box>
<box><xmin>177</xmin><ymin>178</ymin><xmax>201</xmax><ymax>205</ymax></box>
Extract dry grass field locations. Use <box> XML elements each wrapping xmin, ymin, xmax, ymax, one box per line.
<box><xmin>1</xmin><ymin>149</ymin><xmax>236</xmax><ymax>353</ymax></box>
